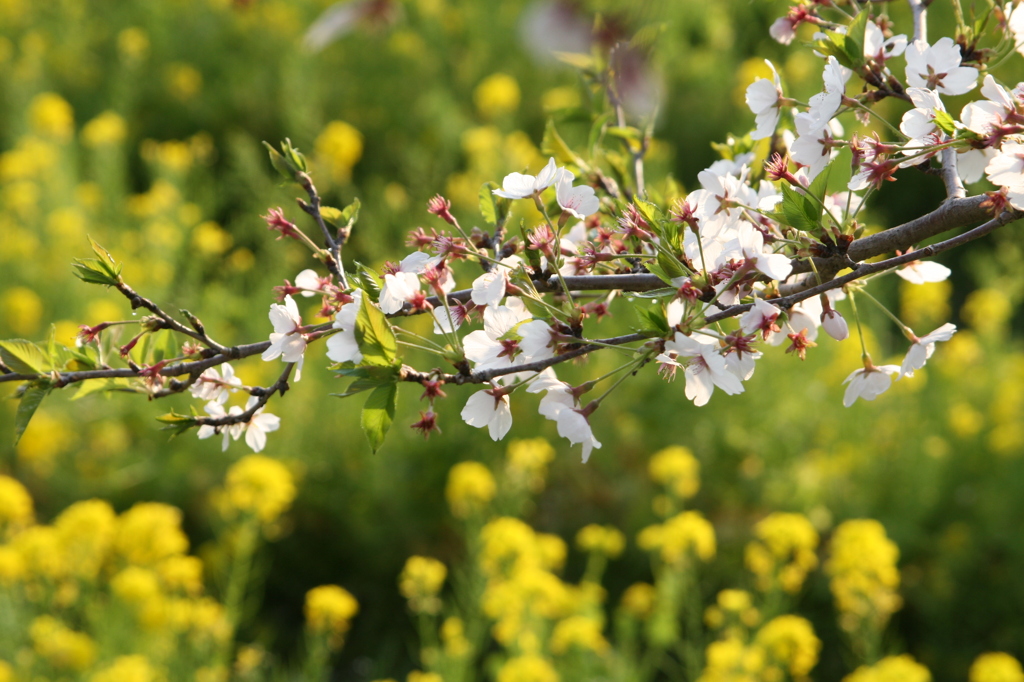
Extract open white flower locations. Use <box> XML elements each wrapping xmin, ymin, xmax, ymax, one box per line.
<box><xmin>555</xmin><ymin>171</ymin><xmax>600</xmax><ymax>219</ymax></box>
<box><xmin>190</xmin><ymin>363</ymin><xmax>242</xmax><ymax>404</ymax></box>
<box><xmin>197</xmin><ymin>401</ymin><xmax>245</xmax><ymax>451</ymax></box>
<box><xmin>740</xmin><ymin>298</ymin><xmax>782</xmax><ymax>341</ymax></box>
<box><xmin>659</xmin><ymin>332</ymin><xmax>744</xmax><ymax>406</ymax></box>
<box><xmin>556</xmin><ymin>408</ymin><xmax>601</xmax><ymax>463</ymax></box>
<box><xmin>737</xmin><ymin>223</ymin><xmax>792</xmax><ymax>281</ymax></box>
<box><xmin>463</xmin><ymin>300</ymin><xmax>533</xmax><ymax>374</ymax></box>
<box><xmin>326</xmin><ymin>290</ymin><xmax>363</xmax><ymax>364</ymax></box>
<box><xmin>842</xmin><ymin>364</ymin><xmax>901</xmax><ymax>407</ymax></box>
<box><xmin>493</xmin><ymin>157</ymin><xmax>560</xmax><ymax>199</ymax></box>
<box><xmin>262</xmin><ymin>295</ymin><xmax>306</xmax><ymax>380</ymax></box>
<box><xmin>905</xmin><ymin>38</ymin><xmax>978</xmax><ymax>96</ymax></box>
<box><xmin>294</xmin><ymin>269</ymin><xmax>325</xmax><ymax>297</ymax></box>
<box><xmin>746</xmin><ymin>60</ymin><xmax>783</xmax><ymax>140</ymax></box>
<box><xmin>864</xmin><ymin>20</ymin><xmax>906</xmax><ymax>62</ymax></box>
<box><xmin>242</xmin><ymin>396</ymin><xmax>281</xmax><ymax>453</ymax></box>
<box><xmin>900</xmin><ymin>87</ymin><xmax>946</xmax><ymax>140</ymax></box>
<box><xmin>526</xmin><ymin>368</ymin><xmax>575</xmax><ymax>419</ymax></box>
<box><xmin>985</xmin><ymin>141</ymin><xmax>1024</xmax><ymax>193</ymax></box>
<box><xmin>379</xmin><ymin>271</ymin><xmax>422</xmax><ymax>314</ymax></box>
<box><xmin>896</xmin><ymin>259</ymin><xmax>951</xmax><ymax>285</ymax></box>
<box><xmin>901</xmin><ymin>323</ymin><xmax>957</xmax><ymax>378</ymax></box>
<box><xmin>461</xmin><ymin>388</ymin><xmax>513</xmax><ymax>441</ymax></box>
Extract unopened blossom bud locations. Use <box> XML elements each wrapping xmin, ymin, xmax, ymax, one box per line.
<box><xmin>427</xmin><ymin>194</ymin><xmax>456</xmax><ymax>225</ymax></box>
<box><xmin>262</xmin><ymin>207</ymin><xmax>301</xmax><ymax>240</ymax></box>
<box><xmin>764</xmin><ymin>153</ymin><xmax>800</xmax><ymax>185</ymax></box>
<box><xmin>821</xmin><ymin>309</ymin><xmax>849</xmax><ymax>341</ymax></box>
<box><xmin>77</xmin><ymin>322</ymin><xmax>112</xmax><ymax>346</ymax></box>
<box><xmin>406</xmin><ymin>227</ymin><xmax>440</xmax><ymax>249</ymax></box>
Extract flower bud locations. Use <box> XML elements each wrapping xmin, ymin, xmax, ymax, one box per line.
<box><xmin>821</xmin><ymin>309</ymin><xmax>849</xmax><ymax>341</ymax></box>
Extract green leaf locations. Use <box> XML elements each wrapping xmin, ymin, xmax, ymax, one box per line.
<box><xmin>656</xmin><ymin>251</ymin><xmax>687</xmax><ymax>281</ymax></box>
<box><xmin>933</xmin><ymin>110</ymin><xmax>958</xmax><ymax>136</ymax></box>
<box><xmin>844</xmin><ymin>11</ymin><xmax>869</xmax><ymax>67</ymax></box>
<box><xmin>361</xmin><ymin>383</ymin><xmax>398</xmax><ymax>453</ymax></box>
<box><xmin>72</xmin><ymin>259</ymin><xmax>121</xmax><ymax>286</ymax></box>
<box><xmin>340</xmin><ymin>197</ymin><xmax>361</xmax><ymax>226</ymax></box>
<box><xmin>355</xmin><ymin>300</ymin><xmax>398</xmax><ymax>367</ymax></box>
<box><xmin>479</xmin><ymin>182</ymin><xmax>499</xmax><ymax>225</ymax></box>
<box><xmin>320</xmin><ymin>206</ymin><xmax>343</xmax><ymax>225</ymax></box>
<box><xmin>353</xmin><ymin>262</ymin><xmax>382</xmax><ymax>300</ymax></box>
<box><xmin>14</xmin><ymin>383</ymin><xmax>50</xmax><ymax>445</ymax></box>
<box><xmin>71</xmin><ymin>378</ymin><xmax>133</xmax><ymax>401</ymax></box>
<box><xmin>156</xmin><ymin>411</ymin><xmax>198</xmax><ymax>437</ymax></box>
<box><xmin>779</xmin><ymin>184</ymin><xmax>820</xmax><ymax>233</ymax></box>
<box><xmin>634</xmin><ymin>303</ymin><xmax>670</xmax><ymax>335</ymax></box>
<box><xmin>542</xmin><ymin>120</ymin><xmax>581</xmax><ymax>167</ymax></box>
<box><xmin>0</xmin><ymin>340</ymin><xmax>50</xmax><ymax>374</ymax></box>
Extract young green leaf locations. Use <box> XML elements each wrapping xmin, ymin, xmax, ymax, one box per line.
<box><xmin>361</xmin><ymin>383</ymin><xmax>398</xmax><ymax>453</ymax></box>
<box><xmin>14</xmin><ymin>383</ymin><xmax>51</xmax><ymax>445</ymax></box>
<box><xmin>0</xmin><ymin>340</ymin><xmax>51</xmax><ymax>375</ymax></box>
<box><xmin>355</xmin><ymin>300</ymin><xmax>398</xmax><ymax>367</ymax></box>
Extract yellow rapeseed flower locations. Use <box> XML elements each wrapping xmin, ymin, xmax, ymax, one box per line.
<box><xmin>446</xmin><ymin>461</ymin><xmax>496</xmax><ymax>519</ymax></box>
<box><xmin>221</xmin><ymin>455</ymin><xmax>297</xmax><ymax>525</ymax></box>
<box><xmin>961</xmin><ymin>288</ymin><xmax>1011</xmax><ymax>336</ymax></box>
<box><xmin>117</xmin><ymin>27</ymin><xmax>150</xmax><ymax>63</ymax></box>
<box><xmin>638</xmin><ymin>511</ymin><xmax>716</xmax><ymax>564</ymax></box>
<box><xmin>54</xmin><ymin>499</ymin><xmax>116</xmax><ymax>580</ymax></box>
<box><xmin>89</xmin><ymin>655</ymin><xmax>164</xmax><ymax>682</ymax></box>
<box><xmin>166</xmin><ymin>63</ymin><xmax>203</xmax><ymax>101</ymax></box>
<box><xmin>111</xmin><ymin>565</ymin><xmax>161</xmax><ymax>606</ymax></box>
<box><xmin>698</xmin><ymin>636</ymin><xmax>766</xmax><ymax>682</ymax></box>
<box><xmin>620</xmin><ymin>582</ymin><xmax>656</xmax><ymax>619</ymax></box>
<box><xmin>315</xmin><ymin>121</ymin><xmax>363</xmax><ymax>184</ymax></box>
<box><xmin>843</xmin><ymin>654</ymin><xmax>931</xmax><ymax>682</ymax></box>
<box><xmin>648</xmin><ymin>445</ymin><xmax>701</xmax><ymax>499</ymax></box>
<box><xmin>970</xmin><ymin>653</ymin><xmax>1024</xmax><ymax>682</ymax></box>
<box><xmin>1</xmin><ymin>286</ymin><xmax>43</xmax><ymax>336</ymax></box>
<box><xmin>826</xmin><ymin>519</ymin><xmax>902</xmax><ymax>633</ymax></box>
<box><xmin>115</xmin><ymin>502</ymin><xmax>189</xmax><ymax>566</ymax></box>
<box><xmin>305</xmin><ymin>584</ymin><xmax>359</xmax><ymax>649</ymax></box>
<box><xmin>82</xmin><ymin>111</ymin><xmax>127</xmax><ymax>147</ymax></box>
<box><xmin>575</xmin><ymin>524</ymin><xmax>626</xmax><ymax>558</ymax></box>
<box><xmin>755</xmin><ymin>615</ymin><xmax>821</xmax><ymax>679</ymax></box>
<box><xmin>474</xmin><ymin>73</ymin><xmax>521</xmax><ymax>119</ymax></box>
<box><xmin>12</xmin><ymin>525</ymin><xmax>67</xmax><ymax>580</ymax></box>
<box><xmin>496</xmin><ymin>654</ymin><xmax>559</xmax><ymax>682</ymax></box>
<box><xmin>745</xmin><ymin>512</ymin><xmax>819</xmax><ymax>594</ymax></box>
<box><xmin>29</xmin><ymin>615</ymin><xmax>96</xmax><ymax>671</ymax></box>
<box><xmin>158</xmin><ymin>555</ymin><xmax>205</xmax><ymax>596</ymax></box>
<box><xmin>506</xmin><ymin>438</ymin><xmax>555</xmax><ymax>492</ymax></box>
<box><xmin>0</xmin><ymin>474</ymin><xmax>34</xmax><ymax>536</ymax></box>
<box><xmin>441</xmin><ymin>616</ymin><xmax>472</xmax><ymax>658</ymax></box>
<box><xmin>0</xmin><ymin>547</ymin><xmax>26</xmax><ymax>584</ymax></box>
<box><xmin>549</xmin><ymin>615</ymin><xmax>609</xmax><ymax>655</ymax></box>
<box><xmin>29</xmin><ymin>93</ymin><xmax>74</xmax><ymax>141</ymax></box>
<box><xmin>0</xmin><ymin>660</ymin><xmax>12</xmax><ymax>682</ymax></box>
<box><xmin>407</xmin><ymin>672</ymin><xmax>442</xmax><ymax>682</ymax></box>
<box><xmin>399</xmin><ymin>555</ymin><xmax>447</xmax><ymax>614</ymax></box>
<box><xmin>191</xmin><ymin>220</ymin><xmax>234</xmax><ymax>256</ymax></box>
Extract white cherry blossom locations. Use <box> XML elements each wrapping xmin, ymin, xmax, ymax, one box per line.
<box><xmin>896</xmin><ymin>260</ymin><xmax>951</xmax><ymax>285</ymax></box>
<box><xmin>843</xmin><ymin>365</ymin><xmax>900</xmax><ymax>407</ymax></box>
<box><xmin>493</xmin><ymin>157</ymin><xmax>560</xmax><ymax>199</ymax></box>
<box><xmin>746</xmin><ymin>60</ymin><xmax>783</xmax><ymax>140</ymax></box>
<box><xmin>905</xmin><ymin>38</ymin><xmax>978</xmax><ymax>96</ymax></box>
<box><xmin>900</xmin><ymin>87</ymin><xmax>946</xmax><ymax>140</ymax></box>
<box><xmin>190</xmin><ymin>363</ymin><xmax>242</xmax><ymax>404</ymax></box>
<box><xmin>461</xmin><ymin>389</ymin><xmax>513</xmax><ymax>441</ymax></box>
<box><xmin>659</xmin><ymin>332</ymin><xmax>744</xmax><ymax>406</ymax></box>
<box><xmin>197</xmin><ymin>401</ymin><xmax>244</xmax><ymax>451</ymax></box>
<box><xmin>960</xmin><ymin>75</ymin><xmax>1015</xmax><ymax>137</ymax></box>
<box><xmin>326</xmin><ymin>290</ymin><xmax>363</xmax><ymax>364</ymax></box>
<box><xmin>294</xmin><ymin>269</ymin><xmax>324</xmax><ymax>297</ymax></box>
<box><xmin>555</xmin><ymin>171</ymin><xmax>600</xmax><ymax>219</ymax></box>
<box><xmin>262</xmin><ymin>295</ymin><xmax>306</xmax><ymax>380</ymax></box>
<box><xmin>864</xmin><ymin>20</ymin><xmax>907</xmax><ymax>62</ymax></box>
<box><xmin>556</xmin><ymin>408</ymin><xmax>601</xmax><ymax>463</ymax></box>
<box><xmin>901</xmin><ymin>323</ymin><xmax>957</xmax><ymax>378</ymax></box>
<box><xmin>242</xmin><ymin>396</ymin><xmax>281</xmax><ymax>453</ymax></box>
<box><xmin>985</xmin><ymin>141</ymin><xmax>1024</xmax><ymax>192</ymax></box>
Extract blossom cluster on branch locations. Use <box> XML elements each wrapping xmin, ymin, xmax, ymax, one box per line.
<box><xmin>2</xmin><ymin>0</ymin><xmax>1023</xmax><ymax>460</ymax></box>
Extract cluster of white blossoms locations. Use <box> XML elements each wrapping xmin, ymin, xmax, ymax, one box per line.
<box><xmin>181</xmin><ymin>2</ymin><xmax>1024</xmax><ymax>458</ymax></box>
<box><xmin>191</xmin><ymin>363</ymin><xmax>280</xmax><ymax>452</ymax></box>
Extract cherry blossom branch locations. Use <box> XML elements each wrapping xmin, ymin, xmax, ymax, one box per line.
<box><xmin>939</xmin><ymin>147</ymin><xmax>967</xmax><ymax>200</ymax></box>
<box><xmin>296</xmin><ymin>172</ymin><xmax>349</xmax><ymax>288</ymax></box>
<box><xmin>709</xmin><ymin>208</ymin><xmax>1021</xmax><ymax>324</ymax></box>
<box><xmin>113</xmin><ymin>281</ymin><xmax>231</xmax><ymax>356</ymax></box>
<box><xmin>195</xmin><ymin>363</ymin><xmax>294</xmax><ymax>428</ymax></box>
<box><xmin>908</xmin><ymin>0</ymin><xmax>928</xmax><ymax>43</ymax></box>
<box><xmin>398</xmin><ymin>331</ymin><xmax>655</xmax><ymax>386</ymax></box>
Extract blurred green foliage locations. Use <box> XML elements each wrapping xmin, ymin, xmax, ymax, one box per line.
<box><xmin>1</xmin><ymin>0</ymin><xmax>1024</xmax><ymax>680</ymax></box>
